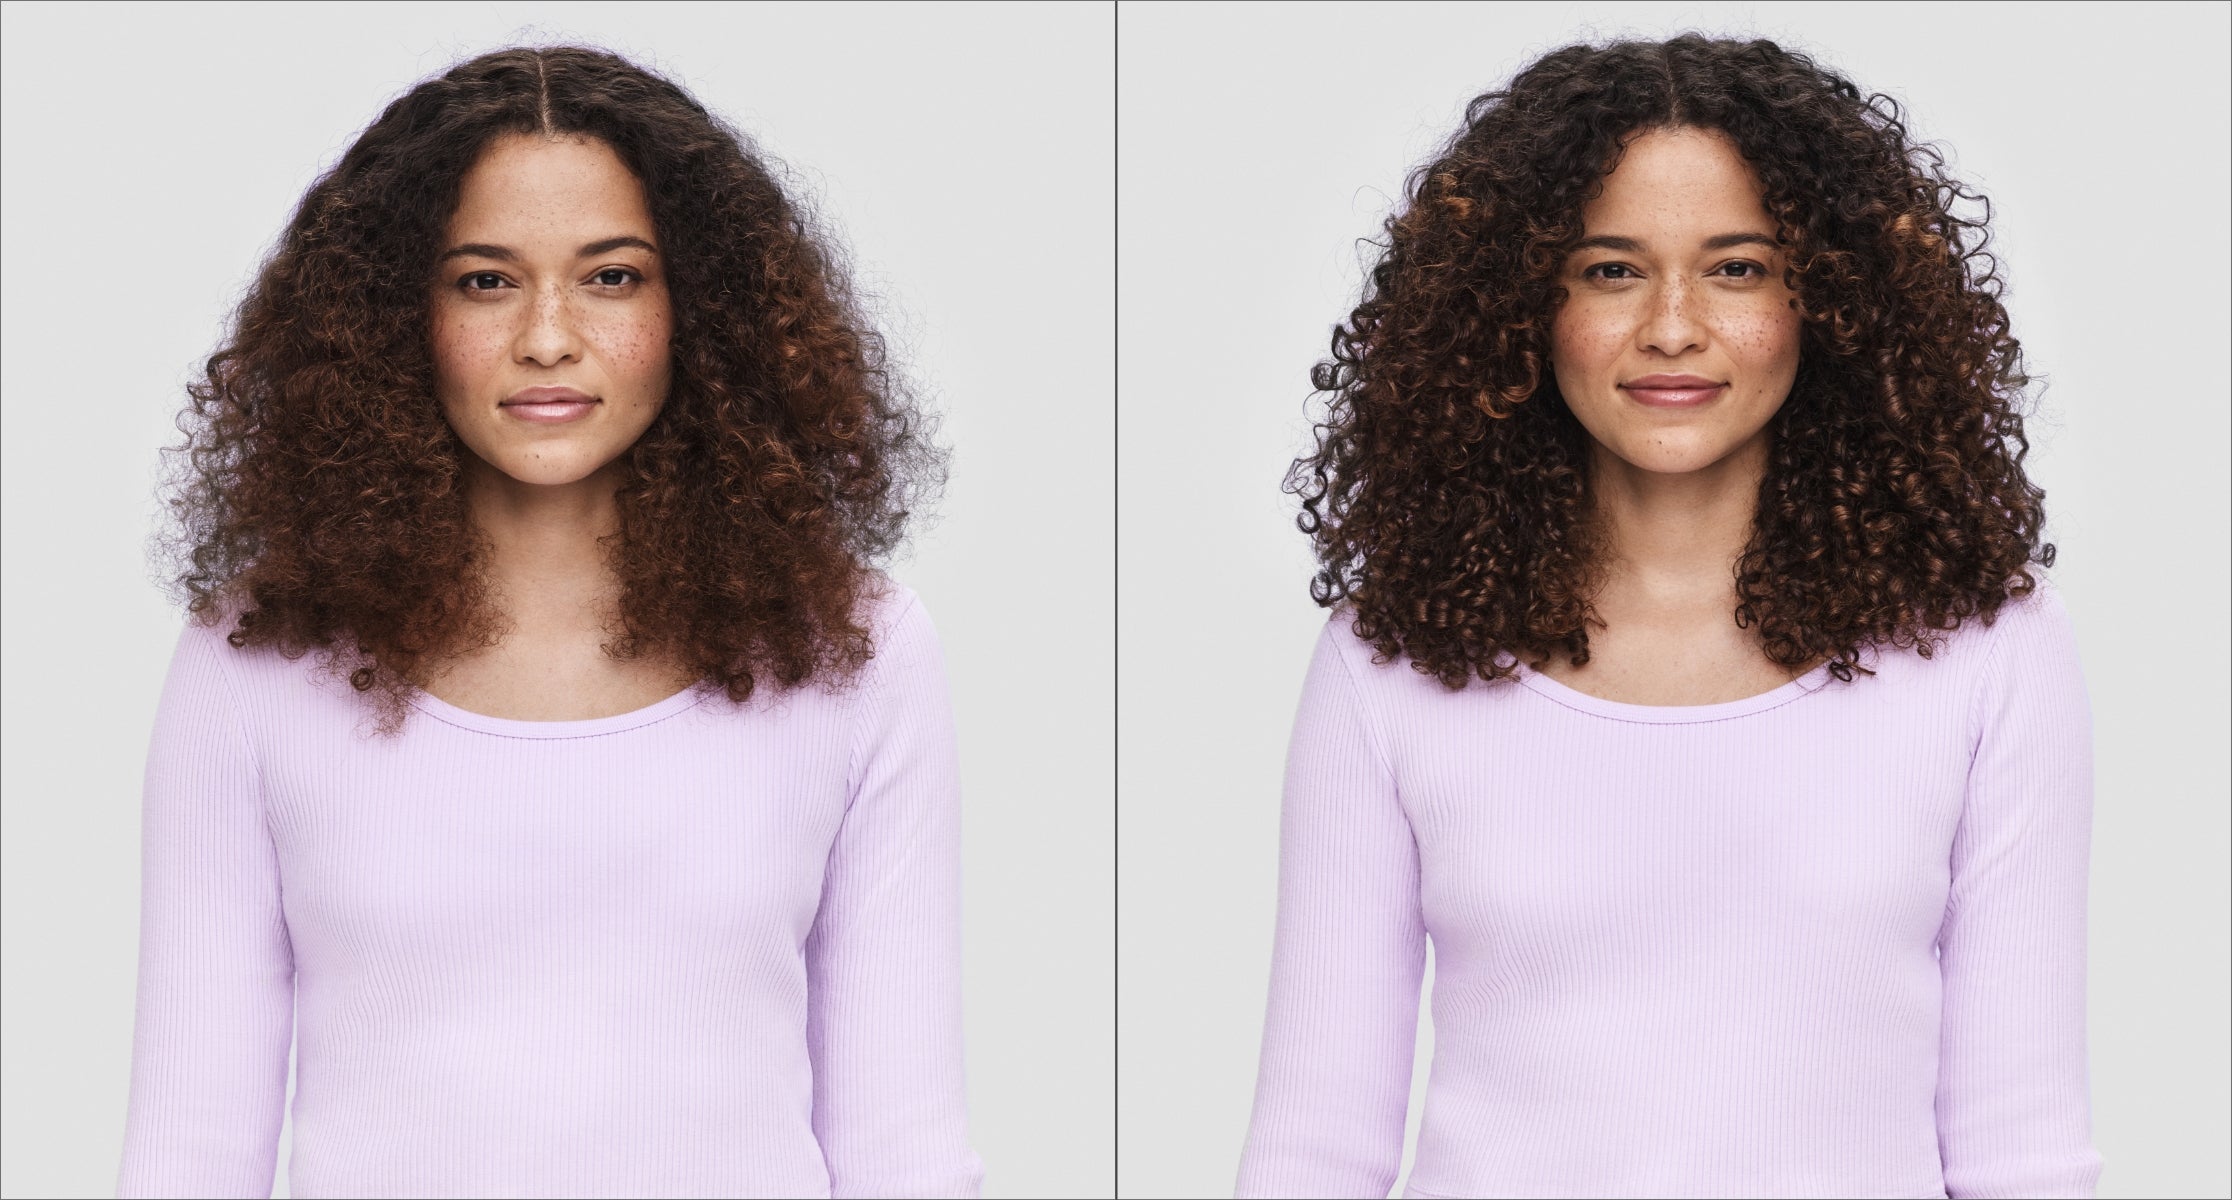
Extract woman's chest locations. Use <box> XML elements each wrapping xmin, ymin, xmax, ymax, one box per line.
<box><xmin>255</xmin><ymin>729</ymin><xmax>854</xmax><ymax>956</ymax></box>
<box><xmin>1394</xmin><ymin>701</ymin><xmax>1974</xmax><ymax>954</ymax></box>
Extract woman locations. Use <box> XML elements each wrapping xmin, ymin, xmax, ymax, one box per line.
<box><xmin>1238</xmin><ymin>35</ymin><xmax>2098</xmax><ymax>1200</ymax></box>
<box><xmin>117</xmin><ymin>46</ymin><xmax>981</xmax><ymax>1199</ymax></box>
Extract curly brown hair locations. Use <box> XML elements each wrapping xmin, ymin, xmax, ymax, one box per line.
<box><xmin>156</xmin><ymin>45</ymin><xmax>942</xmax><ymax>731</ymax></box>
<box><xmin>1290</xmin><ymin>33</ymin><xmax>2056</xmax><ymax>689</ymax></box>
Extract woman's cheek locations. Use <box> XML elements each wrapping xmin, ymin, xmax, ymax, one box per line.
<box><xmin>1719</xmin><ymin>305</ymin><xmax>1803</xmax><ymax>407</ymax></box>
<box><xmin>1708</xmin><ymin>313</ymin><xmax>1771</xmax><ymax>370</ymax></box>
<box><xmin>1737</xmin><ymin>292</ymin><xmax>1802</xmax><ymax>354</ymax></box>
<box><xmin>1554</xmin><ymin>301</ymin><xmax>1623</xmax><ymax>379</ymax></box>
<box><xmin>608</xmin><ymin>307</ymin><xmax>673</xmax><ymax>399</ymax></box>
<box><xmin>432</xmin><ymin>310</ymin><xmax>503</xmax><ymax>395</ymax></box>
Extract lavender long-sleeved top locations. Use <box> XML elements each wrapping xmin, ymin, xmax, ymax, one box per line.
<box><xmin>117</xmin><ymin>583</ymin><xmax>981</xmax><ymax>1199</ymax></box>
<box><xmin>1237</xmin><ymin>581</ymin><xmax>2100</xmax><ymax>1200</ymax></box>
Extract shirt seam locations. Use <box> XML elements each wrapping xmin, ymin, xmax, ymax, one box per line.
<box><xmin>1326</xmin><ymin>617</ymin><xmax>1401</xmax><ymax>783</ymax></box>
<box><xmin>1944</xmin><ymin>585</ymin><xmax>2031</xmax><ymax>933</ymax></box>
<box><xmin>846</xmin><ymin>589</ymin><xmax>924</xmax><ymax>809</ymax></box>
<box><xmin>1514</xmin><ymin>675</ymin><xmax>1829</xmax><ymax>726</ymax></box>
<box><xmin>203</xmin><ymin>621</ymin><xmax>289</xmax><ymax>959</ymax></box>
<box><xmin>1963</xmin><ymin>587</ymin><xmax>2028</xmax><ymax>760</ymax></box>
<box><xmin>405</xmin><ymin>686</ymin><xmax>714</xmax><ymax>741</ymax></box>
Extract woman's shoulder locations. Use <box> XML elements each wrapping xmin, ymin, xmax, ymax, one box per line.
<box><xmin>1969</xmin><ymin>573</ymin><xmax>2076</xmax><ymax>655</ymax></box>
<box><xmin>1888</xmin><ymin>572</ymin><xmax>2077</xmax><ymax>686</ymax></box>
<box><xmin>1307</xmin><ymin>602</ymin><xmax>1497</xmax><ymax>703</ymax></box>
<box><xmin>839</xmin><ymin>573</ymin><xmax>952</xmax><ymax>706</ymax></box>
<box><xmin>169</xmin><ymin>600</ymin><xmax>284</xmax><ymax>686</ymax></box>
<box><xmin>1953</xmin><ymin>573</ymin><xmax>2084</xmax><ymax>701</ymax></box>
<box><xmin>166</xmin><ymin>597</ymin><xmax>381</xmax><ymax>721</ymax></box>
<box><xmin>1791</xmin><ymin>573</ymin><xmax>2079</xmax><ymax>727</ymax></box>
<box><xmin>855</xmin><ymin>571</ymin><xmax>937</xmax><ymax>655</ymax></box>
<box><xmin>1312</xmin><ymin>604</ymin><xmax>1375</xmax><ymax>673</ymax></box>
<box><xmin>145</xmin><ymin>606</ymin><xmax>353</xmax><ymax>752</ymax></box>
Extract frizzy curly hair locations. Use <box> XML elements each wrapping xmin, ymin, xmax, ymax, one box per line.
<box><xmin>1289</xmin><ymin>33</ymin><xmax>2055</xmax><ymax>689</ymax></box>
<box><xmin>156</xmin><ymin>45</ymin><xmax>943</xmax><ymax>732</ymax></box>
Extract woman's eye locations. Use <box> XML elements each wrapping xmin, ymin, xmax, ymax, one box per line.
<box><xmin>593</xmin><ymin>268</ymin><xmax>638</xmax><ymax>287</ymax></box>
<box><xmin>1717</xmin><ymin>261</ymin><xmax>1764</xmax><ymax>278</ymax></box>
<box><xmin>1584</xmin><ymin>263</ymin><xmax>1635</xmax><ymax>281</ymax></box>
<box><xmin>461</xmin><ymin>271</ymin><xmax>508</xmax><ymax>291</ymax></box>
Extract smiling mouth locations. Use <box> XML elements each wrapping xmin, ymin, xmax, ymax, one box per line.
<box><xmin>499</xmin><ymin>396</ymin><xmax>600</xmax><ymax>423</ymax></box>
<box><xmin>1620</xmin><ymin>382</ymin><xmax>1726</xmax><ymax>407</ymax></box>
<box><xmin>497</xmin><ymin>385</ymin><xmax>600</xmax><ymax>423</ymax></box>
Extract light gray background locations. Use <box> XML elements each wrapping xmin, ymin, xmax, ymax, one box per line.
<box><xmin>0</xmin><ymin>3</ymin><xmax>1111</xmax><ymax>1198</ymax></box>
<box><xmin>1117</xmin><ymin>2</ymin><xmax>2230</xmax><ymax>1197</ymax></box>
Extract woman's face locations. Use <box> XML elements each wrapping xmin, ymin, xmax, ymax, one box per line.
<box><xmin>430</xmin><ymin>133</ymin><xmax>672</xmax><ymax>491</ymax></box>
<box><xmin>1548</xmin><ymin>125</ymin><xmax>1802</xmax><ymax>479</ymax></box>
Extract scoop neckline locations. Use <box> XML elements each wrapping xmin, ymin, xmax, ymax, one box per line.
<box><xmin>405</xmin><ymin>679</ymin><xmax>715</xmax><ymax>739</ymax></box>
<box><xmin>1512</xmin><ymin>656</ymin><xmax>1837</xmax><ymax>724</ymax></box>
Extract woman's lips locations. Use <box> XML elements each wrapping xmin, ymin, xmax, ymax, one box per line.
<box><xmin>1621</xmin><ymin>382</ymin><xmax>1726</xmax><ymax>407</ymax></box>
<box><xmin>500</xmin><ymin>386</ymin><xmax>599</xmax><ymax>424</ymax></box>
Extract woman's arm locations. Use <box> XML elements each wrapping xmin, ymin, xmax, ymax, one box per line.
<box><xmin>1236</xmin><ymin>620</ymin><xmax>1426</xmax><ymax>1199</ymax></box>
<box><xmin>1936</xmin><ymin>582</ymin><xmax>2104</xmax><ymax>1198</ymax></box>
<box><xmin>117</xmin><ymin>621</ymin><xmax>295</xmax><ymax>1199</ymax></box>
<box><xmin>806</xmin><ymin>590</ymin><xmax>984</xmax><ymax>1199</ymax></box>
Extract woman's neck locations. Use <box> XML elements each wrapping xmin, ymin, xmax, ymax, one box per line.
<box><xmin>1585</xmin><ymin>430</ymin><xmax>1767</xmax><ymax>605</ymax></box>
<box><xmin>459</xmin><ymin>454</ymin><xmax>628</xmax><ymax>634</ymax></box>
<box><xmin>404</xmin><ymin>454</ymin><xmax>693</xmax><ymax>700</ymax></box>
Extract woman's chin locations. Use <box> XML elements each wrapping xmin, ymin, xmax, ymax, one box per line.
<box><xmin>475</xmin><ymin>448</ymin><xmax>622</xmax><ymax>490</ymax></box>
<box><xmin>1592</xmin><ymin>423</ymin><xmax>1774</xmax><ymax>480</ymax></box>
<box><xmin>1604</xmin><ymin>444</ymin><xmax>1728</xmax><ymax>479</ymax></box>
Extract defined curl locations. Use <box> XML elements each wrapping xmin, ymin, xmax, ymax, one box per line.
<box><xmin>156</xmin><ymin>46</ymin><xmax>943</xmax><ymax>732</ymax></box>
<box><xmin>1290</xmin><ymin>34</ymin><xmax>2053</xmax><ymax>688</ymax></box>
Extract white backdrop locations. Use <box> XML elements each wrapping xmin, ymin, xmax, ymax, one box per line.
<box><xmin>0</xmin><ymin>3</ymin><xmax>1112</xmax><ymax>1198</ymax></box>
<box><xmin>1116</xmin><ymin>2</ymin><xmax>2231</xmax><ymax>1197</ymax></box>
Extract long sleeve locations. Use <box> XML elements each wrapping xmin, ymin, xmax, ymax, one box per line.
<box><xmin>1936</xmin><ymin>583</ymin><xmax>2103</xmax><ymax>1198</ymax></box>
<box><xmin>805</xmin><ymin>593</ymin><xmax>984</xmax><ymax>1198</ymax></box>
<box><xmin>1236</xmin><ymin>621</ymin><xmax>1427</xmax><ymax>1199</ymax></box>
<box><xmin>117</xmin><ymin>620</ymin><xmax>295</xmax><ymax>1199</ymax></box>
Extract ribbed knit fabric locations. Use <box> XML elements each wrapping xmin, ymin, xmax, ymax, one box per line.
<box><xmin>1236</xmin><ymin>580</ymin><xmax>2100</xmax><ymax>1200</ymax></box>
<box><xmin>116</xmin><ymin>582</ymin><xmax>982</xmax><ymax>1200</ymax></box>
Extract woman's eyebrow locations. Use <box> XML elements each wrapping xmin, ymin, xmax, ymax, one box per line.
<box><xmin>579</xmin><ymin>235</ymin><xmax>658</xmax><ymax>257</ymax></box>
<box><xmin>437</xmin><ymin>235</ymin><xmax>659</xmax><ymax>263</ymax></box>
<box><xmin>1701</xmin><ymin>232</ymin><xmax>1778</xmax><ymax>251</ymax></box>
<box><xmin>1570</xmin><ymin>232</ymin><xmax>1779</xmax><ymax>253</ymax></box>
<box><xmin>438</xmin><ymin>242</ymin><xmax>517</xmax><ymax>263</ymax></box>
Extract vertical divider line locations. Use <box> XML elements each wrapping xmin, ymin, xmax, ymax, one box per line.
<box><xmin>1109</xmin><ymin>3</ymin><xmax>1123</xmax><ymax>1197</ymax></box>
